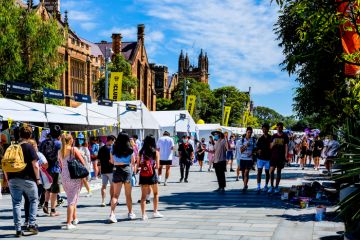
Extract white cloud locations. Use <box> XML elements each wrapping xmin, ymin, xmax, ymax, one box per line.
<box><xmin>80</xmin><ymin>22</ymin><xmax>97</xmax><ymax>31</ymax></box>
<box><xmin>99</xmin><ymin>27</ymin><xmax>137</xmax><ymax>40</ymax></box>
<box><xmin>136</xmin><ymin>0</ymin><xmax>291</xmax><ymax>96</ymax></box>
<box><xmin>68</xmin><ymin>10</ymin><xmax>92</xmax><ymax>21</ymax></box>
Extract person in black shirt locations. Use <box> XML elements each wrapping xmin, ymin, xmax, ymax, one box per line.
<box><xmin>312</xmin><ymin>135</ymin><xmax>324</xmax><ymax>171</ymax></box>
<box><xmin>5</xmin><ymin>126</ymin><xmax>40</xmax><ymax>237</ymax></box>
<box><xmin>256</xmin><ymin>123</ymin><xmax>272</xmax><ymax>193</ymax></box>
<box><xmin>269</xmin><ymin>122</ymin><xmax>289</xmax><ymax>194</ymax></box>
<box><xmin>178</xmin><ymin>136</ymin><xmax>194</xmax><ymax>183</ymax></box>
<box><xmin>98</xmin><ymin>135</ymin><xmax>115</xmax><ymax>207</ymax></box>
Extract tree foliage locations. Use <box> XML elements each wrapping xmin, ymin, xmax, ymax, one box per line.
<box><xmin>0</xmin><ymin>0</ymin><xmax>65</xmax><ymax>102</ymax></box>
<box><xmin>94</xmin><ymin>54</ymin><xmax>137</xmax><ymax>101</ymax></box>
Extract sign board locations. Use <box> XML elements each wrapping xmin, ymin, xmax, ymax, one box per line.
<box><xmin>74</xmin><ymin>93</ymin><xmax>92</xmax><ymax>103</ymax></box>
<box><xmin>43</xmin><ymin>88</ymin><xmax>64</xmax><ymax>100</ymax></box>
<box><xmin>98</xmin><ymin>98</ymin><xmax>113</xmax><ymax>107</ymax></box>
<box><xmin>126</xmin><ymin>103</ymin><xmax>137</xmax><ymax>112</ymax></box>
<box><xmin>223</xmin><ymin>106</ymin><xmax>231</xmax><ymax>127</ymax></box>
<box><xmin>6</xmin><ymin>81</ymin><xmax>32</xmax><ymax>95</ymax></box>
<box><xmin>109</xmin><ymin>72</ymin><xmax>123</xmax><ymax>101</ymax></box>
<box><xmin>180</xmin><ymin>113</ymin><xmax>186</xmax><ymax>120</ymax></box>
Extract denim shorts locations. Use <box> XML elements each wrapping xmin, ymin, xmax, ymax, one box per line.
<box><xmin>257</xmin><ymin>159</ymin><xmax>270</xmax><ymax>170</ymax></box>
<box><xmin>102</xmin><ymin>173</ymin><xmax>113</xmax><ymax>186</ymax></box>
<box><xmin>226</xmin><ymin>151</ymin><xmax>234</xmax><ymax>160</ymax></box>
<box><xmin>112</xmin><ymin>165</ymin><xmax>131</xmax><ymax>183</ymax></box>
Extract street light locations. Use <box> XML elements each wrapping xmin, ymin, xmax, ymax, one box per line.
<box><xmin>104</xmin><ymin>47</ymin><xmax>113</xmax><ymax>99</ymax></box>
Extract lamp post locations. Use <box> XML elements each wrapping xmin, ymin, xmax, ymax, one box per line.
<box><xmin>183</xmin><ymin>78</ymin><xmax>188</xmax><ymax>110</ymax></box>
<box><xmin>104</xmin><ymin>47</ymin><xmax>113</xmax><ymax>99</ymax></box>
<box><xmin>221</xmin><ymin>94</ymin><xmax>226</xmax><ymax>126</ymax></box>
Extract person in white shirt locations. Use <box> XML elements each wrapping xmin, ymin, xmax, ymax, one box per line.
<box><xmin>156</xmin><ymin>131</ymin><xmax>175</xmax><ymax>186</ymax></box>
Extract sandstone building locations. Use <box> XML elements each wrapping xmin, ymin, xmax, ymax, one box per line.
<box><xmin>178</xmin><ymin>49</ymin><xmax>209</xmax><ymax>84</ymax></box>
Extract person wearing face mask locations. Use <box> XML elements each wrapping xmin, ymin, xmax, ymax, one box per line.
<box><xmin>75</xmin><ymin>134</ymin><xmax>92</xmax><ymax>197</ymax></box>
<box><xmin>196</xmin><ymin>138</ymin><xmax>206</xmax><ymax>172</ymax></box>
<box><xmin>212</xmin><ymin>129</ymin><xmax>230</xmax><ymax>193</ymax></box>
<box><xmin>178</xmin><ymin>135</ymin><xmax>194</xmax><ymax>183</ymax></box>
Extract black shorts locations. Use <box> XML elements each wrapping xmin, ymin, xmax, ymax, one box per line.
<box><xmin>270</xmin><ymin>160</ymin><xmax>285</xmax><ymax>169</ymax></box>
<box><xmin>160</xmin><ymin>160</ymin><xmax>172</xmax><ymax>166</ymax></box>
<box><xmin>306</xmin><ymin>150</ymin><xmax>313</xmax><ymax>156</ymax></box>
<box><xmin>48</xmin><ymin>172</ymin><xmax>60</xmax><ymax>194</ymax></box>
<box><xmin>239</xmin><ymin>160</ymin><xmax>253</xmax><ymax>170</ymax></box>
<box><xmin>112</xmin><ymin>165</ymin><xmax>131</xmax><ymax>183</ymax></box>
<box><xmin>313</xmin><ymin>151</ymin><xmax>321</xmax><ymax>158</ymax></box>
<box><xmin>139</xmin><ymin>169</ymin><xmax>158</xmax><ymax>185</ymax></box>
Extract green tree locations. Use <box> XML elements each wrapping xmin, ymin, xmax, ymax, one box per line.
<box><xmin>253</xmin><ymin>106</ymin><xmax>283</xmax><ymax>126</ymax></box>
<box><xmin>94</xmin><ymin>54</ymin><xmax>137</xmax><ymax>101</ymax></box>
<box><xmin>0</xmin><ymin>0</ymin><xmax>65</xmax><ymax>102</ymax></box>
<box><xmin>156</xmin><ymin>98</ymin><xmax>173</xmax><ymax>110</ymax></box>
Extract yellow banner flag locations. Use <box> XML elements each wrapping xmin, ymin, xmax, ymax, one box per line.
<box><xmin>223</xmin><ymin>106</ymin><xmax>231</xmax><ymax>127</ymax></box>
<box><xmin>186</xmin><ymin>95</ymin><xmax>196</xmax><ymax>116</ymax></box>
<box><xmin>8</xmin><ymin>118</ymin><xmax>13</xmax><ymax>128</ymax></box>
<box><xmin>109</xmin><ymin>125</ymin><xmax>113</xmax><ymax>133</ymax></box>
<box><xmin>84</xmin><ymin>131</ymin><xmax>87</xmax><ymax>138</ymax></box>
<box><xmin>93</xmin><ymin>130</ymin><xmax>97</xmax><ymax>137</ymax></box>
<box><xmin>102</xmin><ymin>127</ymin><xmax>106</xmax><ymax>135</ymax></box>
<box><xmin>243</xmin><ymin>110</ymin><xmax>250</xmax><ymax>127</ymax></box>
<box><xmin>75</xmin><ymin>131</ymin><xmax>78</xmax><ymax>138</ymax></box>
<box><xmin>109</xmin><ymin>72</ymin><xmax>123</xmax><ymax>101</ymax></box>
<box><xmin>38</xmin><ymin>127</ymin><xmax>43</xmax><ymax>137</ymax></box>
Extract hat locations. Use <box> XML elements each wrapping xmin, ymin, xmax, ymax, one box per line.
<box><xmin>77</xmin><ymin>133</ymin><xmax>85</xmax><ymax>139</ymax></box>
<box><xmin>211</xmin><ymin>128</ymin><xmax>224</xmax><ymax>136</ymax></box>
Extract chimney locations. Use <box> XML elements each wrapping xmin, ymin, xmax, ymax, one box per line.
<box><xmin>137</xmin><ymin>24</ymin><xmax>145</xmax><ymax>43</ymax></box>
<box><xmin>112</xmin><ymin>33</ymin><xmax>122</xmax><ymax>55</ymax></box>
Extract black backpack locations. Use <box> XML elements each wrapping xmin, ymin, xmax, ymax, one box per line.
<box><xmin>39</xmin><ymin>139</ymin><xmax>59</xmax><ymax>172</ymax></box>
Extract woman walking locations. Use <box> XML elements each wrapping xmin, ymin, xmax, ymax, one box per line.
<box><xmin>75</xmin><ymin>134</ymin><xmax>92</xmax><ymax>197</ymax></box>
<box><xmin>137</xmin><ymin>135</ymin><xmax>164</xmax><ymax>220</ymax></box>
<box><xmin>108</xmin><ymin>132</ymin><xmax>136</xmax><ymax>223</ymax></box>
<box><xmin>300</xmin><ymin>139</ymin><xmax>308</xmax><ymax>170</ymax></box>
<box><xmin>59</xmin><ymin>134</ymin><xmax>85</xmax><ymax>230</ymax></box>
<box><xmin>207</xmin><ymin>136</ymin><xmax>215</xmax><ymax>171</ymax></box>
<box><xmin>313</xmin><ymin>135</ymin><xmax>324</xmax><ymax>171</ymax></box>
<box><xmin>196</xmin><ymin>138</ymin><xmax>206</xmax><ymax>172</ymax></box>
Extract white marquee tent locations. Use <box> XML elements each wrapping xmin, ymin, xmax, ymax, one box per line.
<box><xmin>151</xmin><ymin>110</ymin><xmax>197</xmax><ymax>136</ymax></box>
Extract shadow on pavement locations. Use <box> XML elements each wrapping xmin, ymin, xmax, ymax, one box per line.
<box><xmin>160</xmin><ymin>189</ymin><xmax>293</xmax><ymax>211</ymax></box>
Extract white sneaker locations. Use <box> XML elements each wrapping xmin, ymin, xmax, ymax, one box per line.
<box><xmin>72</xmin><ymin>219</ymin><xmax>79</xmax><ymax>225</ymax></box>
<box><xmin>158</xmin><ymin>176</ymin><xmax>162</xmax><ymax>183</ymax></box>
<box><xmin>268</xmin><ymin>186</ymin><xmax>273</xmax><ymax>193</ymax></box>
<box><xmin>128</xmin><ymin>212</ymin><xmax>136</xmax><ymax>220</ymax></box>
<box><xmin>153</xmin><ymin>211</ymin><xmax>164</xmax><ymax>218</ymax></box>
<box><xmin>63</xmin><ymin>224</ymin><xmax>76</xmax><ymax>230</ymax></box>
<box><xmin>274</xmin><ymin>187</ymin><xmax>280</xmax><ymax>193</ymax></box>
<box><xmin>141</xmin><ymin>215</ymin><xmax>148</xmax><ymax>221</ymax></box>
<box><xmin>100</xmin><ymin>202</ymin><xmax>106</xmax><ymax>207</ymax></box>
<box><xmin>109</xmin><ymin>214</ymin><xmax>117</xmax><ymax>223</ymax></box>
<box><xmin>85</xmin><ymin>192</ymin><xmax>92</xmax><ymax>197</ymax></box>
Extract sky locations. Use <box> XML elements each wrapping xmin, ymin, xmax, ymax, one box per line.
<box><xmin>34</xmin><ymin>0</ymin><xmax>298</xmax><ymax>116</ymax></box>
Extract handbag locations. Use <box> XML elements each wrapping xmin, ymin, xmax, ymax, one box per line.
<box><xmin>68</xmin><ymin>148</ymin><xmax>89</xmax><ymax>179</ymax></box>
<box><xmin>140</xmin><ymin>155</ymin><xmax>154</xmax><ymax>177</ymax></box>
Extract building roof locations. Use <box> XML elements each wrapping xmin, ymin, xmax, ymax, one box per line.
<box><xmin>96</xmin><ymin>41</ymin><xmax>138</xmax><ymax>62</ymax></box>
<box><xmin>80</xmin><ymin>38</ymin><xmax>103</xmax><ymax>57</ymax></box>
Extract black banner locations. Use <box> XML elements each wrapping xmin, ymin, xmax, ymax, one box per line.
<box><xmin>180</xmin><ymin>113</ymin><xmax>186</xmax><ymax>119</ymax></box>
<box><xmin>6</xmin><ymin>81</ymin><xmax>32</xmax><ymax>95</ymax></box>
<box><xmin>43</xmin><ymin>88</ymin><xmax>64</xmax><ymax>100</ymax></box>
<box><xmin>74</xmin><ymin>93</ymin><xmax>92</xmax><ymax>103</ymax></box>
<box><xmin>126</xmin><ymin>103</ymin><xmax>137</xmax><ymax>112</ymax></box>
<box><xmin>98</xmin><ymin>98</ymin><xmax>113</xmax><ymax>107</ymax></box>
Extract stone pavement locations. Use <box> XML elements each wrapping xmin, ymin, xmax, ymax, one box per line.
<box><xmin>0</xmin><ymin>165</ymin><xmax>344</xmax><ymax>240</ymax></box>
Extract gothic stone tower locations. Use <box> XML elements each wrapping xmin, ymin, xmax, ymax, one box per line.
<box><xmin>178</xmin><ymin>49</ymin><xmax>209</xmax><ymax>84</ymax></box>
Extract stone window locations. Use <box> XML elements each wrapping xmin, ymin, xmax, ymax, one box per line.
<box><xmin>71</xmin><ymin>59</ymin><xmax>85</xmax><ymax>94</ymax></box>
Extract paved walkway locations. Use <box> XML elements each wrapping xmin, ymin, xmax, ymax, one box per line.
<box><xmin>0</xmin><ymin>165</ymin><xmax>344</xmax><ymax>240</ymax></box>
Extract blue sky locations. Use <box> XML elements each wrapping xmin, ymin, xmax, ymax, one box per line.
<box><xmin>35</xmin><ymin>0</ymin><xmax>297</xmax><ymax>116</ymax></box>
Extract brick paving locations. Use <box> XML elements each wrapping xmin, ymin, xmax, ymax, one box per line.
<box><xmin>0</xmin><ymin>165</ymin><xmax>344</xmax><ymax>240</ymax></box>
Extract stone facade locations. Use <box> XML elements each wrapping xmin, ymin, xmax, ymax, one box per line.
<box><xmin>178</xmin><ymin>49</ymin><xmax>209</xmax><ymax>84</ymax></box>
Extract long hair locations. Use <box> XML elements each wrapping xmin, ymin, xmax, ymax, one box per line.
<box><xmin>139</xmin><ymin>135</ymin><xmax>156</xmax><ymax>160</ymax></box>
<box><xmin>60</xmin><ymin>134</ymin><xmax>73</xmax><ymax>159</ymax></box>
<box><xmin>209</xmin><ymin>136</ymin><xmax>215</xmax><ymax>145</ymax></box>
<box><xmin>112</xmin><ymin>132</ymin><xmax>133</xmax><ymax>158</ymax></box>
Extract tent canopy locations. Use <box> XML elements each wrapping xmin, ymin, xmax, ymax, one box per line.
<box><xmin>151</xmin><ymin>110</ymin><xmax>197</xmax><ymax>134</ymax></box>
<box><xmin>76</xmin><ymin>100</ymin><xmax>159</xmax><ymax>130</ymax></box>
<box><xmin>0</xmin><ymin>98</ymin><xmax>159</xmax><ymax>130</ymax></box>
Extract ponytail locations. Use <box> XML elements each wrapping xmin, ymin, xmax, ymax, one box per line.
<box><xmin>60</xmin><ymin>134</ymin><xmax>73</xmax><ymax>159</ymax></box>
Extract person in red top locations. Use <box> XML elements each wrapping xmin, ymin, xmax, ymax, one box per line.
<box><xmin>268</xmin><ymin>122</ymin><xmax>289</xmax><ymax>194</ymax></box>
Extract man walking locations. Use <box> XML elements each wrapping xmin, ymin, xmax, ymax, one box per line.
<box><xmin>39</xmin><ymin>125</ymin><xmax>62</xmax><ymax>217</ymax></box>
<box><xmin>324</xmin><ymin>134</ymin><xmax>340</xmax><ymax>175</ymax></box>
<box><xmin>268</xmin><ymin>122</ymin><xmax>289</xmax><ymax>194</ymax></box>
<box><xmin>157</xmin><ymin>131</ymin><xmax>174</xmax><ymax>186</ymax></box>
<box><xmin>98</xmin><ymin>135</ymin><xmax>115</xmax><ymax>206</ymax></box>
<box><xmin>212</xmin><ymin>129</ymin><xmax>229</xmax><ymax>193</ymax></box>
<box><xmin>178</xmin><ymin>136</ymin><xmax>194</xmax><ymax>183</ymax></box>
<box><xmin>5</xmin><ymin>126</ymin><xmax>40</xmax><ymax>236</ymax></box>
<box><xmin>256</xmin><ymin>123</ymin><xmax>272</xmax><ymax>193</ymax></box>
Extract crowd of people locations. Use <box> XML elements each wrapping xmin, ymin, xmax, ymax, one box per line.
<box><xmin>0</xmin><ymin>122</ymin><xmax>340</xmax><ymax>237</ymax></box>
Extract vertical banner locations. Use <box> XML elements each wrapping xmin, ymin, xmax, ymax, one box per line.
<box><xmin>102</xmin><ymin>127</ymin><xmax>106</xmax><ymax>135</ymax></box>
<box><xmin>84</xmin><ymin>131</ymin><xmax>87</xmax><ymax>138</ymax></box>
<box><xmin>223</xmin><ymin>106</ymin><xmax>231</xmax><ymax>127</ymax></box>
<box><xmin>338</xmin><ymin>1</ymin><xmax>360</xmax><ymax>75</ymax></box>
<box><xmin>109</xmin><ymin>72</ymin><xmax>123</xmax><ymax>101</ymax></box>
<box><xmin>186</xmin><ymin>95</ymin><xmax>196</xmax><ymax>116</ymax></box>
<box><xmin>109</xmin><ymin>125</ymin><xmax>113</xmax><ymax>133</ymax></box>
<box><xmin>243</xmin><ymin>111</ymin><xmax>250</xmax><ymax>127</ymax></box>
<box><xmin>38</xmin><ymin>127</ymin><xmax>43</xmax><ymax>138</ymax></box>
<box><xmin>8</xmin><ymin>118</ymin><xmax>13</xmax><ymax>128</ymax></box>
<box><xmin>93</xmin><ymin>130</ymin><xmax>97</xmax><ymax>137</ymax></box>
<box><xmin>75</xmin><ymin>131</ymin><xmax>78</xmax><ymax>138</ymax></box>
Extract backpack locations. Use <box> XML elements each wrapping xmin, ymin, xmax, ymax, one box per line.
<box><xmin>40</xmin><ymin>139</ymin><xmax>59</xmax><ymax>173</ymax></box>
<box><xmin>140</xmin><ymin>156</ymin><xmax>154</xmax><ymax>177</ymax></box>
<box><xmin>1</xmin><ymin>143</ymin><xmax>26</xmax><ymax>173</ymax></box>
